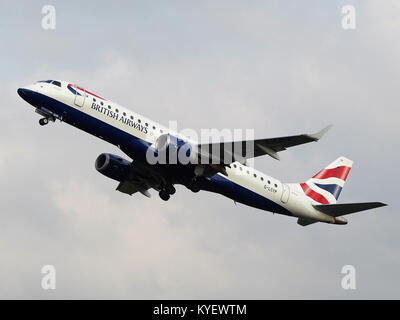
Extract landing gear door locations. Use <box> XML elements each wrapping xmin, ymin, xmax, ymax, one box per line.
<box><xmin>281</xmin><ymin>184</ymin><xmax>290</xmax><ymax>203</ymax></box>
<box><xmin>74</xmin><ymin>87</ymin><xmax>86</xmax><ymax>107</ymax></box>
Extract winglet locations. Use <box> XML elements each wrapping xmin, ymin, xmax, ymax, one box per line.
<box><xmin>308</xmin><ymin>124</ymin><xmax>333</xmax><ymax>141</ymax></box>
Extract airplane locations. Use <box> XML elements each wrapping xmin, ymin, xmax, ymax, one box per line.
<box><xmin>17</xmin><ymin>80</ymin><xmax>386</xmax><ymax>226</ymax></box>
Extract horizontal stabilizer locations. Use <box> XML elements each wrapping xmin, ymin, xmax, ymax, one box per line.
<box><xmin>313</xmin><ymin>202</ymin><xmax>387</xmax><ymax>217</ymax></box>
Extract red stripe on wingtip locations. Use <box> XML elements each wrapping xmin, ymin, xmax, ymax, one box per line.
<box><xmin>312</xmin><ymin>166</ymin><xmax>351</xmax><ymax>181</ymax></box>
<box><xmin>300</xmin><ymin>183</ymin><xmax>330</xmax><ymax>204</ymax></box>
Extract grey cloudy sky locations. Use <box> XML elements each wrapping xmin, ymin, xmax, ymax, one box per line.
<box><xmin>0</xmin><ymin>0</ymin><xmax>399</xmax><ymax>299</ymax></box>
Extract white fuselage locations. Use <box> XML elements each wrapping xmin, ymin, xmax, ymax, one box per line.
<box><xmin>18</xmin><ymin>80</ymin><xmax>342</xmax><ymax>224</ymax></box>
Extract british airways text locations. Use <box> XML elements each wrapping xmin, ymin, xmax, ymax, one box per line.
<box><xmin>91</xmin><ymin>103</ymin><xmax>148</xmax><ymax>134</ymax></box>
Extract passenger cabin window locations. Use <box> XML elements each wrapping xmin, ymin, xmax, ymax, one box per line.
<box><xmin>123</xmin><ymin>112</ymin><xmax>126</xmax><ymax>116</ymax></box>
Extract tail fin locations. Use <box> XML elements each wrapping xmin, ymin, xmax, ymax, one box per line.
<box><xmin>299</xmin><ymin>156</ymin><xmax>353</xmax><ymax>205</ymax></box>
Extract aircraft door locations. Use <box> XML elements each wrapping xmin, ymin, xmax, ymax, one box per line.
<box><xmin>281</xmin><ymin>183</ymin><xmax>290</xmax><ymax>203</ymax></box>
<box><xmin>74</xmin><ymin>87</ymin><xmax>86</xmax><ymax>107</ymax></box>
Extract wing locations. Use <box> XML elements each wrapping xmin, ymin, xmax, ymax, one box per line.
<box><xmin>198</xmin><ymin>125</ymin><xmax>332</xmax><ymax>163</ymax></box>
<box><xmin>114</xmin><ymin>160</ymin><xmax>165</xmax><ymax>198</ymax></box>
<box><xmin>116</xmin><ymin>180</ymin><xmax>151</xmax><ymax>197</ymax></box>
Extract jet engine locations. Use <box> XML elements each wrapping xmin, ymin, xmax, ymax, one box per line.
<box><xmin>95</xmin><ymin>153</ymin><xmax>131</xmax><ymax>181</ymax></box>
<box><xmin>152</xmin><ymin>134</ymin><xmax>196</xmax><ymax>164</ymax></box>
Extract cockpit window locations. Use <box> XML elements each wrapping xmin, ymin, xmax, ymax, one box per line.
<box><xmin>37</xmin><ymin>80</ymin><xmax>61</xmax><ymax>87</ymax></box>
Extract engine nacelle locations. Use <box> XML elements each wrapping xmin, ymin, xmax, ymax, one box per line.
<box><xmin>151</xmin><ymin>134</ymin><xmax>197</xmax><ymax>164</ymax></box>
<box><xmin>95</xmin><ymin>153</ymin><xmax>131</xmax><ymax>181</ymax></box>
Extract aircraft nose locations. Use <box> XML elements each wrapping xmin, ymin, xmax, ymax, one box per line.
<box><xmin>17</xmin><ymin>88</ymin><xmax>27</xmax><ymax>98</ymax></box>
<box><xmin>17</xmin><ymin>87</ymin><xmax>40</xmax><ymax>107</ymax></box>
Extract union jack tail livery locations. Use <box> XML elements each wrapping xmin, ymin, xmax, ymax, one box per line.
<box><xmin>300</xmin><ymin>157</ymin><xmax>353</xmax><ymax>205</ymax></box>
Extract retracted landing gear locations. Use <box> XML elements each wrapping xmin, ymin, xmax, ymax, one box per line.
<box><xmin>39</xmin><ymin>118</ymin><xmax>49</xmax><ymax>126</ymax></box>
